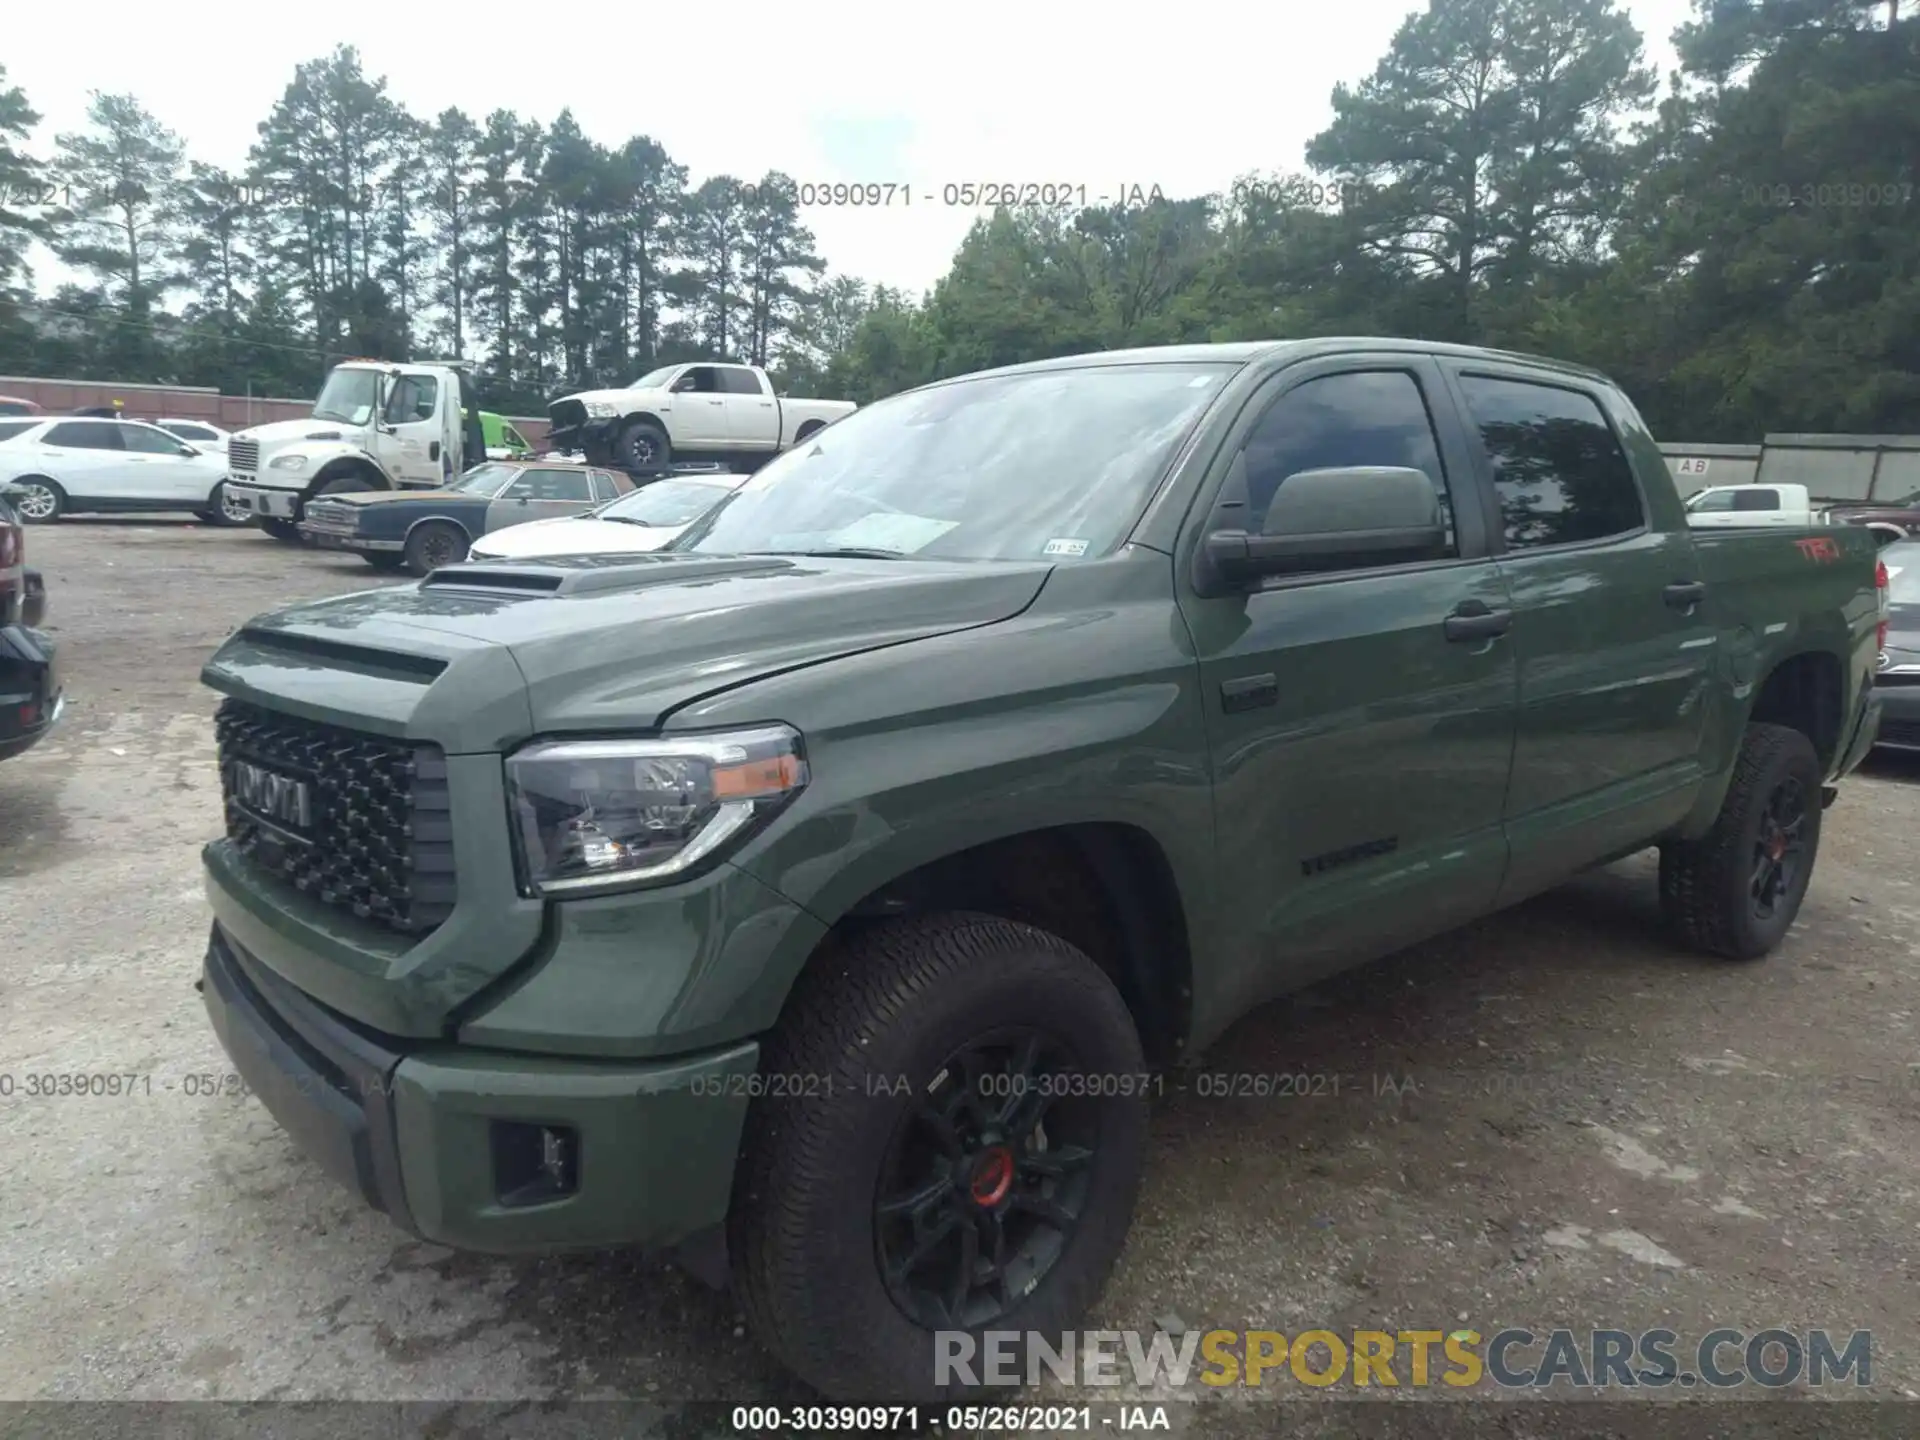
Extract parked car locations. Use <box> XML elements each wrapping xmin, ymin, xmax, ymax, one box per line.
<box><xmin>547</xmin><ymin>361</ymin><xmax>855</xmax><ymax>473</ymax></box>
<box><xmin>155</xmin><ymin>417</ymin><xmax>233</xmax><ymax>453</ymax></box>
<box><xmin>1825</xmin><ymin>488</ymin><xmax>1920</xmax><ymax>537</ymax></box>
<box><xmin>0</xmin><ymin>396</ymin><xmax>43</xmax><ymax>418</ymax></box>
<box><xmin>0</xmin><ymin>417</ymin><xmax>245</xmax><ymax>524</ymax></box>
<box><xmin>1684</xmin><ymin>483</ymin><xmax>1814</xmax><ymax>527</ymax></box>
<box><xmin>1872</xmin><ymin>539</ymin><xmax>1920</xmax><ymax>752</ymax></box>
<box><xmin>298</xmin><ymin>458</ymin><xmax>634</xmax><ymax>575</ymax></box>
<box><xmin>468</xmin><ymin>471</ymin><xmax>748</xmax><ymax>561</ymax></box>
<box><xmin>0</xmin><ymin>483</ymin><xmax>60</xmax><ymax>762</ymax></box>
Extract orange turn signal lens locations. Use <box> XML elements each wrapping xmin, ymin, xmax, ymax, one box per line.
<box><xmin>712</xmin><ymin>753</ymin><xmax>805</xmax><ymax>799</ymax></box>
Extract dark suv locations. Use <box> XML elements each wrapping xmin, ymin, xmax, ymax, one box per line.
<box><xmin>0</xmin><ymin>483</ymin><xmax>59</xmax><ymax>761</ymax></box>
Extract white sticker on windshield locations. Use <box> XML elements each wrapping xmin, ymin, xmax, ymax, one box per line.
<box><xmin>831</xmin><ymin>513</ymin><xmax>959</xmax><ymax>554</ymax></box>
<box><xmin>1043</xmin><ymin>538</ymin><xmax>1089</xmax><ymax>557</ymax></box>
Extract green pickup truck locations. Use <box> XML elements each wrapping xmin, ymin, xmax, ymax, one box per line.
<box><xmin>197</xmin><ymin>339</ymin><xmax>1884</xmax><ymax>1401</ymax></box>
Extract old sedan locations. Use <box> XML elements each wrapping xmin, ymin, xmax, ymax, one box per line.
<box><xmin>297</xmin><ymin>459</ymin><xmax>633</xmax><ymax>575</ymax></box>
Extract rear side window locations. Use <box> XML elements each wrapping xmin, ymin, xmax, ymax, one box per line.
<box><xmin>1459</xmin><ymin>376</ymin><xmax>1645</xmax><ymax>550</ymax></box>
<box><xmin>44</xmin><ymin>421</ymin><xmax>125</xmax><ymax>450</ymax></box>
<box><xmin>720</xmin><ymin>368</ymin><xmax>765</xmax><ymax>395</ymax></box>
<box><xmin>1237</xmin><ymin>370</ymin><xmax>1456</xmax><ymax>558</ymax></box>
<box><xmin>1734</xmin><ymin>488</ymin><xmax>1780</xmax><ymax>512</ymax></box>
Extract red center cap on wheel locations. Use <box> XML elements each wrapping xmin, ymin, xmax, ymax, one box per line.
<box><xmin>969</xmin><ymin>1146</ymin><xmax>1015</xmax><ymax>1206</ymax></box>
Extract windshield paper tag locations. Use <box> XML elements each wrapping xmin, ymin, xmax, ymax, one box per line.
<box><xmin>1043</xmin><ymin>538</ymin><xmax>1089</xmax><ymax>557</ymax></box>
<box><xmin>830</xmin><ymin>513</ymin><xmax>959</xmax><ymax>554</ymax></box>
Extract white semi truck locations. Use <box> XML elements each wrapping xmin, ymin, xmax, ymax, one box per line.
<box><xmin>225</xmin><ymin>360</ymin><xmax>485</xmax><ymax>542</ymax></box>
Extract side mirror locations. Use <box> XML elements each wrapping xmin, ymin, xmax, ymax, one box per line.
<box><xmin>1201</xmin><ymin>466</ymin><xmax>1446</xmax><ymax>590</ymax></box>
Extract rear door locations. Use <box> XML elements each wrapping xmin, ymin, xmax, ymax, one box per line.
<box><xmin>36</xmin><ymin>420</ymin><xmax>130</xmax><ymax>498</ymax></box>
<box><xmin>1176</xmin><ymin>355</ymin><xmax>1518</xmax><ymax>1007</ymax></box>
<box><xmin>1436</xmin><ymin>362</ymin><xmax>1717</xmax><ymax>902</ymax></box>
<box><xmin>483</xmin><ymin>466</ymin><xmax>599</xmax><ymax>532</ymax></box>
<box><xmin>720</xmin><ymin>366</ymin><xmax>779</xmax><ymax>448</ymax></box>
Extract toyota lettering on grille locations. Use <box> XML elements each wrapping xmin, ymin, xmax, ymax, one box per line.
<box><xmin>229</xmin><ymin>759</ymin><xmax>313</xmax><ymax>832</ymax></box>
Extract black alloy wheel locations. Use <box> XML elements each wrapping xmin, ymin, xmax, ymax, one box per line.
<box><xmin>874</xmin><ymin>1027</ymin><xmax>1095</xmax><ymax>1330</ymax></box>
<box><xmin>1750</xmin><ymin>774</ymin><xmax>1808</xmax><ymax>923</ymax></box>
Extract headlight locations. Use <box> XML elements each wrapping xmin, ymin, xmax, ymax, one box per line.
<box><xmin>269</xmin><ymin>452</ymin><xmax>309</xmax><ymax>470</ymax></box>
<box><xmin>584</xmin><ymin>400</ymin><xmax>619</xmax><ymax>418</ymax></box>
<box><xmin>506</xmin><ymin>725</ymin><xmax>807</xmax><ymax>896</ymax></box>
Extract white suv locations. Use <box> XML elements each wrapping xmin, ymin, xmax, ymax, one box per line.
<box><xmin>155</xmin><ymin>418</ymin><xmax>232</xmax><ymax>453</ymax></box>
<box><xmin>0</xmin><ymin>417</ymin><xmax>244</xmax><ymax>524</ymax></box>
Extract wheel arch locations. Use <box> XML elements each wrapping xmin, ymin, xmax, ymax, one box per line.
<box><xmin>1746</xmin><ymin>647</ymin><xmax>1846</xmax><ymax>772</ymax></box>
<box><xmin>305</xmin><ymin>456</ymin><xmax>393</xmax><ymax>496</ymax></box>
<box><xmin>403</xmin><ymin>512</ymin><xmax>473</xmax><ymax>547</ymax></box>
<box><xmin>769</xmin><ymin>820</ymin><xmax>1195</xmax><ymax>1066</ymax></box>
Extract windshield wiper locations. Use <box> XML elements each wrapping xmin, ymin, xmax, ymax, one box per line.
<box><xmin>769</xmin><ymin>547</ymin><xmax>911</xmax><ymax>561</ymax></box>
<box><xmin>602</xmin><ymin>515</ymin><xmax>656</xmax><ymax>527</ymax></box>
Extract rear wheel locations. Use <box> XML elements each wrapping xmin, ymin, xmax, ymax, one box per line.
<box><xmin>404</xmin><ymin>520</ymin><xmax>468</xmax><ymax>576</ymax></box>
<box><xmin>9</xmin><ymin>477</ymin><xmax>63</xmax><ymax>523</ymax></box>
<box><xmin>1659</xmin><ymin>722</ymin><xmax>1823</xmax><ymax>960</ymax></box>
<box><xmin>730</xmin><ymin>912</ymin><xmax>1149</xmax><ymax>1402</ymax></box>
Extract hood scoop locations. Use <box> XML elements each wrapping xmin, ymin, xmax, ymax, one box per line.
<box><xmin>420</xmin><ymin>553</ymin><xmax>797</xmax><ymax>597</ymax></box>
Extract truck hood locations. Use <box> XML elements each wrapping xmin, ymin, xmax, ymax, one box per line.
<box><xmin>556</xmin><ymin>386</ymin><xmax>665</xmax><ymax>409</ymax></box>
<box><xmin>208</xmin><ymin>553</ymin><xmax>1052</xmax><ymax>748</ymax></box>
<box><xmin>233</xmin><ymin>417</ymin><xmax>358</xmax><ymax>449</ymax></box>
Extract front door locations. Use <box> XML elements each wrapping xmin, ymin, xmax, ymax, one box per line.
<box><xmin>374</xmin><ymin>371</ymin><xmax>447</xmax><ymax>487</ymax></box>
<box><xmin>1177</xmin><ymin>357</ymin><xmax>1519</xmax><ymax>1016</ymax></box>
<box><xmin>483</xmin><ymin>466</ymin><xmax>599</xmax><ymax>533</ymax></box>
<box><xmin>1435</xmin><ymin>363</ymin><xmax>1717</xmax><ymax>903</ymax></box>
<box><xmin>668</xmin><ymin>366</ymin><xmax>731</xmax><ymax>444</ymax></box>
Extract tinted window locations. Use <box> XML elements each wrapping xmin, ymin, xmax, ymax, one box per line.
<box><xmin>719</xmin><ymin>368</ymin><xmax>765</xmax><ymax>395</ymax></box>
<box><xmin>1734</xmin><ymin>488</ymin><xmax>1780</xmax><ymax>511</ymax></box>
<box><xmin>509</xmin><ymin>468</ymin><xmax>594</xmax><ymax>502</ymax></box>
<box><xmin>0</xmin><ymin>420</ymin><xmax>37</xmax><ymax>442</ymax></box>
<box><xmin>384</xmin><ymin>375</ymin><xmax>438</xmax><ymax>423</ymax></box>
<box><xmin>1238</xmin><ymin>370</ymin><xmax>1455</xmax><ymax>553</ymax></box>
<box><xmin>44</xmin><ymin>421</ymin><xmax>124</xmax><ymax>450</ymax></box>
<box><xmin>121</xmin><ymin>424</ymin><xmax>190</xmax><ymax>454</ymax></box>
<box><xmin>1460</xmin><ymin>376</ymin><xmax>1644</xmax><ymax>549</ymax></box>
<box><xmin>676</xmin><ymin>367</ymin><xmax>721</xmax><ymax>394</ymax></box>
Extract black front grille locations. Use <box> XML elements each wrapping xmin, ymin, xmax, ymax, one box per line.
<box><xmin>1878</xmin><ymin>717</ymin><xmax>1920</xmax><ymax>747</ymax></box>
<box><xmin>215</xmin><ymin>698</ymin><xmax>456</xmax><ymax>935</ymax></box>
<box><xmin>548</xmin><ymin>398</ymin><xmax>587</xmax><ymax>433</ymax></box>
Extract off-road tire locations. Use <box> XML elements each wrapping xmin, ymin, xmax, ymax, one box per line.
<box><xmin>260</xmin><ymin>518</ymin><xmax>302</xmax><ymax>544</ymax></box>
<box><xmin>404</xmin><ymin>520</ymin><xmax>468</xmax><ymax>576</ymax></box>
<box><xmin>1659</xmin><ymin>722</ymin><xmax>1823</xmax><ymax>960</ymax></box>
<box><xmin>615</xmin><ymin>418</ymin><xmax>672</xmax><ymax>474</ymax></box>
<box><xmin>730</xmin><ymin>912</ymin><xmax>1149</xmax><ymax>1403</ymax></box>
<box><xmin>9</xmin><ymin>476</ymin><xmax>64</xmax><ymax>523</ymax></box>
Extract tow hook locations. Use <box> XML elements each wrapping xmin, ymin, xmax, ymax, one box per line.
<box><xmin>1821</xmin><ymin>785</ymin><xmax>1839</xmax><ymax>810</ymax></box>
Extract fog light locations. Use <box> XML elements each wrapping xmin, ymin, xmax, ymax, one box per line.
<box><xmin>492</xmin><ymin>1120</ymin><xmax>579</xmax><ymax>1207</ymax></box>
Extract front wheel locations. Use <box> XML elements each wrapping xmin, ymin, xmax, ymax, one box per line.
<box><xmin>730</xmin><ymin>912</ymin><xmax>1149</xmax><ymax>1402</ymax></box>
<box><xmin>206</xmin><ymin>481</ymin><xmax>253</xmax><ymax>527</ymax></box>
<box><xmin>404</xmin><ymin>520</ymin><xmax>468</xmax><ymax>576</ymax></box>
<box><xmin>615</xmin><ymin>418</ymin><xmax>672</xmax><ymax>473</ymax></box>
<box><xmin>260</xmin><ymin>517</ymin><xmax>302</xmax><ymax>544</ymax></box>
<box><xmin>1659</xmin><ymin>722</ymin><xmax>1823</xmax><ymax>960</ymax></box>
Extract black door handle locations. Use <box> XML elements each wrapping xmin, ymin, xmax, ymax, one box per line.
<box><xmin>1443</xmin><ymin>599</ymin><xmax>1512</xmax><ymax>643</ymax></box>
<box><xmin>1664</xmin><ymin>580</ymin><xmax>1706</xmax><ymax>610</ymax></box>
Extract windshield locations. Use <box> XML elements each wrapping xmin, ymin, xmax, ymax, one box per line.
<box><xmin>629</xmin><ymin>366</ymin><xmax>680</xmax><ymax>390</ymax></box>
<box><xmin>597</xmin><ymin>478</ymin><xmax>735</xmax><ymax>527</ymax></box>
<box><xmin>670</xmin><ymin>362</ymin><xmax>1233</xmax><ymax>563</ymax></box>
<box><xmin>449</xmin><ymin>463</ymin><xmax>520</xmax><ymax>496</ymax></box>
<box><xmin>313</xmin><ymin>367</ymin><xmax>381</xmax><ymax>425</ymax></box>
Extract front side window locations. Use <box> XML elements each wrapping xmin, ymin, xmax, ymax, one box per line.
<box><xmin>0</xmin><ymin>420</ymin><xmax>38</xmax><ymax>442</ymax></box>
<box><xmin>1687</xmin><ymin>489</ymin><xmax>1735</xmax><ymax>512</ymax></box>
<box><xmin>671</xmin><ymin>362</ymin><xmax>1233</xmax><ymax>563</ymax></box>
<box><xmin>1236</xmin><ymin>370</ymin><xmax>1455</xmax><ymax>555</ymax></box>
<box><xmin>1459</xmin><ymin>375</ymin><xmax>1645</xmax><ymax>550</ymax></box>
<box><xmin>674</xmin><ymin>367</ymin><xmax>721</xmax><ymax>394</ymax></box>
<box><xmin>384</xmin><ymin>375</ymin><xmax>438</xmax><ymax>424</ymax></box>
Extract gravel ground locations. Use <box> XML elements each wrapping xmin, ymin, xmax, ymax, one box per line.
<box><xmin>3</xmin><ymin>518</ymin><xmax>1919</xmax><ymax>1434</ymax></box>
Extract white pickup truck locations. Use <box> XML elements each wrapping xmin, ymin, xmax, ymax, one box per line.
<box><xmin>225</xmin><ymin>360</ymin><xmax>485</xmax><ymax>542</ymax></box>
<box><xmin>1684</xmin><ymin>483</ymin><xmax>1814</xmax><ymax>528</ymax></box>
<box><xmin>546</xmin><ymin>362</ymin><xmax>856</xmax><ymax>474</ymax></box>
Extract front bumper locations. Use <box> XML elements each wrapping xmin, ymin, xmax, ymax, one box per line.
<box><xmin>298</xmin><ymin>525</ymin><xmax>401</xmax><ymax>553</ymax></box>
<box><xmin>227</xmin><ymin>482</ymin><xmax>303</xmax><ymax>521</ymax></box>
<box><xmin>0</xmin><ymin>624</ymin><xmax>61</xmax><ymax>761</ymax></box>
<box><xmin>201</xmin><ymin>923</ymin><xmax>760</xmax><ymax>1253</ymax></box>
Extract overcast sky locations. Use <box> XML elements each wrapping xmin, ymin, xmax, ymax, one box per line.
<box><xmin>9</xmin><ymin>0</ymin><xmax>1697</xmax><ymax>300</ymax></box>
